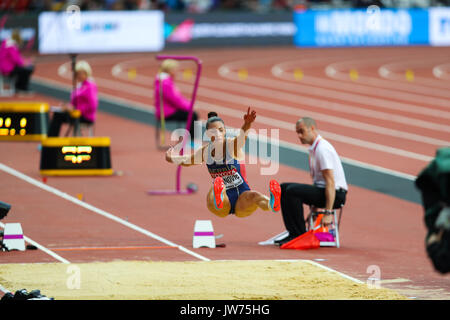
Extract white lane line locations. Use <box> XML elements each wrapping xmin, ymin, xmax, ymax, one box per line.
<box><xmin>0</xmin><ymin>222</ymin><xmax>70</xmax><ymax>264</ymax></box>
<box><xmin>433</xmin><ymin>63</ymin><xmax>450</xmax><ymax>81</ymax></box>
<box><xmin>64</xmin><ymin>60</ymin><xmax>450</xmax><ymax>140</ymax></box>
<box><xmin>124</xmin><ymin>58</ymin><xmax>450</xmax><ymax>128</ymax></box>
<box><xmin>302</xmin><ymin>259</ymin><xmax>365</xmax><ymax>284</ymax></box>
<box><xmin>35</xmin><ymin>76</ymin><xmax>421</xmax><ymax>179</ymax></box>
<box><xmin>379</xmin><ymin>278</ymin><xmax>411</xmax><ymax>284</ymax></box>
<box><xmin>218</xmin><ymin>64</ymin><xmax>450</xmax><ymax>122</ymax></box>
<box><xmin>105</xmin><ymin>63</ymin><xmax>447</xmax><ymax>154</ymax></box>
<box><xmin>52</xmin><ymin>66</ymin><xmax>439</xmax><ymax>162</ymax></box>
<box><xmin>109</xmin><ymin>60</ymin><xmax>450</xmax><ymax>143</ymax></box>
<box><xmin>221</xmin><ymin>57</ymin><xmax>450</xmax><ymax>115</ymax></box>
<box><xmin>0</xmin><ymin>283</ymin><xmax>10</xmax><ymax>294</ymax></box>
<box><xmin>98</xmin><ymin>63</ymin><xmax>440</xmax><ymax>162</ymax></box>
<box><xmin>222</xmin><ymin>53</ymin><xmax>450</xmax><ymax>101</ymax></box>
<box><xmin>214</xmin><ymin>259</ymin><xmax>365</xmax><ymax>285</ymax></box>
<box><xmin>0</xmin><ymin>163</ymin><xmax>211</xmax><ymax>262</ymax></box>
<box><xmin>35</xmin><ymin>75</ymin><xmax>429</xmax><ymax>172</ymax></box>
<box><xmin>219</xmin><ymin>66</ymin><xmax>450</xmax><ymax>123</ymax></box>
<box><xmin>271</xmin><ymin>60</ymin><xmax>450</xmax><ymax>110</ymax></box>
<box><xmin>326</xmin><ymin>60</ymin><xmax>450</xmax><ymax>99</ymax></box>
<box><xmin>191</xmin><ymin>81</ymin><xmax>450</xmax><ymax>136</ymax></box>
<box><xmin>208</xmin><ymin>71</ymin><xmax>450</xmax><ymax>136</ymax></box>
<box><xmin>195</xmin><ymin>100</ymin><xmax>433</xmax><ymax>162</ymax></box>
<box><xmin>379</xmin><ymin>60</ymin><xmax>450</xmax><ymax>89</ymax></box>
<box><xmin>0</xmin><ymin>220</ymin><xmax>70</xmax><ymax>296</ymax></box>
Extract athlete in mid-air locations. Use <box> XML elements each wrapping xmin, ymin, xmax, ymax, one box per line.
<box><xmin>165</xmin><ymin>107</ymin><xmax>281</xmax><ymax>218</ymax></box>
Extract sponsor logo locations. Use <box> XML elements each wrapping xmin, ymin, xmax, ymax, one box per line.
<box><xmin>429</xmin><ymin>8</ymin><xmax>450</xmax><ymax>46</ymax></box>
<box><xmin>81</xmin><ymin>22</ymin><xmax>119</xmax><ymax>33</ymax></box>
<box><xmin>165</xmin><ymin>19</ymin><xmax>295</xmax><ymax>43</ymax></box>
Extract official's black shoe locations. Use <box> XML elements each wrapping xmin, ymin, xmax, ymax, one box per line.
<box><xmin>274</xmin><ymin>235</ymin><xmax>290</xmax><ymax>245</ymax></box>
<box><xmin>275</xmin><ymin>235</ymin><xmax>297</xmax><ymax>246</ymax></box>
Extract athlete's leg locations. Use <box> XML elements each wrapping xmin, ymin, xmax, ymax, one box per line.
<box><xmin>234</xmin><ymin>190</ymin><xmax>270</xmax><ymax>218</ymax></box>
<box><xmin>234</xmin><ymin>179</ymin><xmax>281</xmax><ymax>218</ymax></box>
<box><xmin>206</xmin><ymin>187</ymin><xmax>231</xmax><ymax>218</ymax></box>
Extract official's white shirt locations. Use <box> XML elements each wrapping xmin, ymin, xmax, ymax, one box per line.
<box><xmin>309</xmin><ymin>135</ymin><xmax>348</xmax><ymax>191</ymax></box>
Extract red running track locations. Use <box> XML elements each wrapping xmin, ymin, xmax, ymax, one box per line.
<box><xmin>1</xmin><ymin>46</ymin><xmax>449</xmax><ymax>299</ymax></box>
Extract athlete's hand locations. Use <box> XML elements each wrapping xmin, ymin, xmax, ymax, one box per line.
<box><xmin>243</xmin><ymin>107</ymin><xmax>256</xmax><ymax>125</ymax></box>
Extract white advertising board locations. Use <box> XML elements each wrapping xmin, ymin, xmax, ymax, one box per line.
<box><xmin>39</xmin><ymin>10</ymin><xmax>164</xmax><ymax>54</ymax></box>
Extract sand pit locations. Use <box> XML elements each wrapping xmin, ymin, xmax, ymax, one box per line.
<box><xmin>0</xmin><ymin>260</ymin><xmax>407</xmax><ymax>300</ymax></box>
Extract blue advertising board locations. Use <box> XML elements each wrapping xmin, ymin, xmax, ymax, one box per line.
<box><xmin>294</xmin><ymin>9</ymin><xmax>429</xmax><ymax>47</ymax></box>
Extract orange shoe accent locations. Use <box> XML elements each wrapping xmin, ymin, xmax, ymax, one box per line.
<box><xmin>269</xmin><ymin>179</ymin><xmax>281</xmax><ymax>212</ymax></box>
<box><xmin>213</xmin><ymin>177</ymin><xmax>225</xmax><ymax>210</ymax></box>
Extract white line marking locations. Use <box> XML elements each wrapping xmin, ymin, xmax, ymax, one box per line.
<box><xmin>271</xmin><ymin>60</ymin><xmax>450</xmax><ymax>110</ymax></box>
<box><xmin>0</xmin><ymin>163</ymin><xmax>211</xmax><ymax>262</ymax></box>
<box><xmin>0</xmin><ymin>283</ymin><xmax>10</xmax><ymax>294</ymax></box>
<box><xmin>221</xmin><ymin>61</ymin><xmax>450</xmax><ymax>119</ymax></box>
<box><xmin>214</xmin><ymin>259</ymin><xmax>364</xmax><ymax>284</ymax></box>
<box><xmin>433</xmin><ymin>63</ymin><xmax>450</xmax><ymax>81</ymax></box>
<box><xmin>61</xmin><ymin>60</ymin><xmax>450</xmax><ymax>143</ymax></box>
<box><xmin>196</xmin><ymin>101</ymin><xmax>433</xmax><ymax>162</ymax></box>
<box><xmin>302</xmin><ymin>259</ymin><xmax>365</xmax><ymax>284</ymax></box>
<box><xmin>33</xmin><ymin>76</ymin><xmax>426</xmax><ymax>175</ymax></box>
<box><xmin>326</xmin><ymin>60</ymin><xmax>450</xmax><ymax>99</ymax></box>
<box><xmin>379</xmin><ymin>278</ymin><xmax>411</xmax><ymax>284</ymax></box>
<box><xmin>211</xmin><ymin>74</ymin><xmax>450</xmax><ymax>134</ymax></box>
<box><xmin>379</xmin><ymin>60</ymin><xmax>450</xmax><ymax>89</ymax></box>
<box><xmin>104</xmin><ymin>63</ymin><xmax>437</xmax><ymax>160</ymax></box>
<box><xmin>119</xmin><ymin>59</ymin><xmax>450</xmax><ymax>134</ymax></box>
<box><xmin>0</xmin><ymin>222</ymin><xmax>70</xmax><ymax>264</ymax></box>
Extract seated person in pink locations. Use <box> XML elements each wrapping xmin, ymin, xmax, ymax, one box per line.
<box><xmin>154</xmin><ymin>59</ymin><xmax>199</xmax><ymax>138</ymax></box>
<box><xmin>48</xmin><ymin>61</ymin><xmax>98</xmax><ymax>137</ymax></box>
<box><xmin>0</xmin><ymin>29</ymin><xmax>34</xmax><ymax>92</ymax></box>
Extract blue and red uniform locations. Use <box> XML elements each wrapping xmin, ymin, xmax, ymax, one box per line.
<box><xmin>206</xmin><ymin>145</ymin><xmax>250</xmax><ymax>214</ymax></box>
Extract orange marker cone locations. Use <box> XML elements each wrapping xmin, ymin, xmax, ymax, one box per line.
<box><xmin>280</xmin><ymin>231</ymin><xmax>320</xmax><ymax>250</ymax></box>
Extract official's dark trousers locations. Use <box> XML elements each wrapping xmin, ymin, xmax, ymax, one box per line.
<box><xmin>280</xmin><ymin>182</ymin><xmax>347</xmax><ymax>237</ymax></box>
<box><xmin>47</xmin><ymin>111</ymin><xmax>93</xmax><ymax>137</ymax></box>
<box><xmin>164</xmin><ymin>110</ymin><xmax>199</xmax><ymax>138</ymax></box>
<box><xmin>9</xmin><ymin>65</ymin><xmax>34</xmax><ymax>91</ymax></box>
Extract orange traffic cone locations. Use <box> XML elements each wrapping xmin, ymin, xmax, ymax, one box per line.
<box><xmin>280</xmin><ymin>230</ymin><xmax>320</xmax><ymax>250</ymax></box>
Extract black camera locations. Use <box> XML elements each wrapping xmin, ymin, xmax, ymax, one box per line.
<box><xmin>0</xmin><ymin>200</ymin><xmax>11</xmax><ymax>220</ymax></box>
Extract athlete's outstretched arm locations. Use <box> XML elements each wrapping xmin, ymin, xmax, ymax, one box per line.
<box><xmin>233</xmin><ymin>107</ymin><xmax>256</xmax><ymax>157</ymax></box>
<box><xmin>165</xmin><ymin>144</ymin><xmax>207</xmax><ymax>166</ymax></box>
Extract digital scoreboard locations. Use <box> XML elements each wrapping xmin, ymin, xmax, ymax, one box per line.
<box><xmin>40</xmin><ymin>137</ymin><xmax>113</xmax><ymax>176</ymax></box>
<box><xmin>0</xmin><ymin>102</ymin><xmax>49</xmax><ymax>141</ymax></box>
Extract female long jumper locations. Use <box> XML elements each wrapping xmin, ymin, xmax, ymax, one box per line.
<box><xmin>165</xmin><ymin>107</ymin><xmax>281</xmax><ymax>218</ymax></box>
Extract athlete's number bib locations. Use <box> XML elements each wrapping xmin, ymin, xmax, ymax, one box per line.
<box><xmin>222</xmin><ymin>170</ymin><xmax>244</xmax><ymax>190</ymax></box>
<box><xmin>211</xmin><ymin>167</ymin><xmax>244</xmax><ymax>190</ymax></box>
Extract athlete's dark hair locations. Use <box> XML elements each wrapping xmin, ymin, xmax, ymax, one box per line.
<box><xmin>206</xmin><ymin>111</ymin><xmax>224</xmax><ymax>129</ymax></box>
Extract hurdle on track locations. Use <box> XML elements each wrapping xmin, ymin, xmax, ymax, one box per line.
<box><xmin>148</xmin><ymin>55</ymin><xmax>202</xmax><ymax>196</ymax></box>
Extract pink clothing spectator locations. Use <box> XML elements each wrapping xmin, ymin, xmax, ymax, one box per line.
<box><xmin>154</xmin><ymin>72</ymin><xmax>191</xmax><ymax>119</ymax></box>
<box><xmin>71</xmin><ymin>79</ymin><xmax>98</xmax><ymax>123</ymax></box>
<box><xmin>0</xmin><ymin>38</ymin><xmax>34</xmax><ymax>92</ymax></box>
<box><xmin>0</xmin><ymin>39</ymin><xmax>25</xmax><ymax>75</ymax></box>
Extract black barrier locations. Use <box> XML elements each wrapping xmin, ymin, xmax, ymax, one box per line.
<box><xmin>39</xmin><ymin>137</ymin><xmax>113</xmax><ymax>176</ymax></box>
